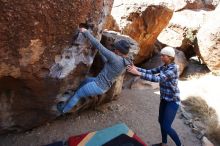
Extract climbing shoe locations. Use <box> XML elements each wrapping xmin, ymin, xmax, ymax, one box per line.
<box><xmin>57</xmin><ymin>101</ymin><xmax>65</xmax><ymax>115</ymax></box>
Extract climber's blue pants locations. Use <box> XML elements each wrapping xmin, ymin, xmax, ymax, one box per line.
<box><xmin>62</xmin><ymin>77</ymin><xmax>105</xmax><ymax>113</ymax></box>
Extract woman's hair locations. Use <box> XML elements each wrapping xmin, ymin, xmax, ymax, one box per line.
<box><xmin>169</xmin><ymin>56</ymin><xmax>175</xmax><ymax>63</ymax></box>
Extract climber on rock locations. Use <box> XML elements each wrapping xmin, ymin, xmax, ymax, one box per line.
<box><xmin>57</xmin><ymin>27</ymin><xmax>133</xmax><ymax>114</ymax></box>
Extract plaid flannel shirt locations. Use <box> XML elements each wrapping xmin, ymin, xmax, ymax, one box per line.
<box><xmin>138</xmin><ymin>63</ymin><xmax>180</xmax><ymax>102</ymax></box>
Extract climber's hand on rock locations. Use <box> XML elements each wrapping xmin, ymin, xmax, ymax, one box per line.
<box><xmin>79</xmin><ymin>27</ymin><xmax>87</xmax><ymax>33</ymax></box>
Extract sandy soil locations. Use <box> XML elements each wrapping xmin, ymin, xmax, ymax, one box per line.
<box><xmin>0</xmin><ymin>88</ymin><xmax>201</xmax><ymax>146</ymax></box>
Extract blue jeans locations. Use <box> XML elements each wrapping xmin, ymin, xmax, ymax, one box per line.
<box><xmin>159</xmin><ymin>99</ymin><xmax>181</xmax><ymax>146</ymax></box>
<box><xmin>62</xmin><ymin>77</ymin><xmax>105</xmax><ymax>113</ymax></box>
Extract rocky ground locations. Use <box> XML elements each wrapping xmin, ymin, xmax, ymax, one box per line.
<box><xmin>0</xmin><ymin>88</ymin><xmax>201</xmax><ymax>146</ymax></box>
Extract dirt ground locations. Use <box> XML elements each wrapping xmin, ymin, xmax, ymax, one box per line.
<box><xmin>0</xmin><ymin>88</ymin><xmax>201</xmax><ymax>146</ymax></box>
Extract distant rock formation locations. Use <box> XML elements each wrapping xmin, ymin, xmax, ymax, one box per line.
<box><xmin>105</xmin><ymin>1</ymin><xmax>173</xmax><ymax>64</ymax></box>
<box><xmin>197</xmin><ymin>4</ymin><xmax>220</xmax><ymax>74</ymax></box>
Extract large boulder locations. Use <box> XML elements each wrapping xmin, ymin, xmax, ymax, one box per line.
<box><xmin>172</xmin><ymin>0</ymin><xmax>219</xmax><ymax>11</ymax></box>
<box><xmin>158</xmin><ymin>9</ymin><xmax>209</xmax><ymax>59</ymax></box>
<box><xmin>157</xmin><ymin>1</ymin><xmax>219</xmax><ymax>60</ymax></box>
<box><xmin>0</xmin><ymin>0</ymin><xmax>113</xmax><ymax>134</ymax></box>
<box><xmin>101</xmin><ymin>30</ymin><xmax>140</xmax><ymax>58</ymax></box>
<box><xmin>103</xmin><ymin>15</ymin><xmax>120</xmax><ymax>32</ymax></box>
<box><xmin>109</xmin><ymin>1</ymin><xmax>173</xmax><ymax>64</ymax></box>
<box><xmin>181</xmin><ymin>58</ymin><xmax>210</xmax><ymax>79</ymax></box>
<box><xmin>197</xmin><ymin>4</ymin><xmax>220</xmax><ymax>74</ymax></box>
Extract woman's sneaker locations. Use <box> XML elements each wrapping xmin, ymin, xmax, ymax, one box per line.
<box><xmin>151</xmin><ymin>143</ymin><xmax>162</xmax><ymax>146</ymax></box>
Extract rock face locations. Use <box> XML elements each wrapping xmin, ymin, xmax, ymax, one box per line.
<box><xmin>197</xmin><ymin>4</ymin><xmax>220</xmax><ymax>74</ymax></box>
<box><xmin>110</xmin><ymin>1</ymin><xmax>173</xmax><ymax>64</ymax></box>
<box><xmin>101</xmin><ymin>30</ymin><xmax>140</xmax><ymax>58</ymax></box>
<box><xmin>202</xmin><ymin>136</ymin><xmax>214</xmax><ymax>146</ymax></box>
<box><xmin>0</xmin><ymin>0</ymin><xmax>113</xmax><ymax>134</ymax></box>
<box><xmin>157</xmin><ymin>1</ymin><xmax>220</xmax><ymax>66</ymax></box>
<box><xmin>181</xmin><ymin>58</ymin><xmax>210</xmax><ymax>78</ymax></box>
<box><xmin>172</xmin><ymin>0</ymin><xmax>219</xmax><ymax>11</ymax></box>
<box><xmin>103</xmin><ymin>15</ymin><xmax>120</xmax><ymax>32</ymax></box>
<box><xmin>158</xmin><ymin>9</ymin><xmax>209</xmax><ymax>59</ymax></box>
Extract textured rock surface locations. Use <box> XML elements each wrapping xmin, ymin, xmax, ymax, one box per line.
<box><xmin>157</xmin><ymin>1</ymin><xmax>219</xmax><ymax>62</ymax></box>
<box><xmin>103</xmin><ymin>15</ymin><xmax>120</xmax><ymax>32</ymax></box>
<box><xmin>181</xmin><ymin>58</ymin><xmax>210</xmax><ymax>78</ymax></box>
<box><xmin>110</xmin><ymin>1</ymin><xmax>173</xmax><ymax>64</ymax></box>
<box><xmin>0</xmin><ymin>0</ymin><xmax>113</xmax><ymax>134</ymax></box>
<box><xmin>172</xmin><ymin>0</ymin><xmax>219</xmax><ymax>11</ymax></box>
<box><xmin>197</xmin><ymin>4</ymin><xmax>220</xmax><ymax>74</ymax></box>
<box><xmin>101</xmin><ymin>30</ymin><xmax>140</xmax><ymax>58</ymax></box>
<box><xmin>202</xmin><ymin>136</ymin><xmax>214</xmax><ymax>146</ymax></box>
<box><xmin>158</xmin><ymin>9</ymin><xmax>209</xmax><ymax>59</ymax></box>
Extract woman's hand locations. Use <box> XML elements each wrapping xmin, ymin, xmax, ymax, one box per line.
<box><xmin>127</xmin><ymin>65</ymin><xmax>141</xmax><ymax>76</ymax></box>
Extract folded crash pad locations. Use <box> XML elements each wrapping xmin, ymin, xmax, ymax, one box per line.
<box><xmin>68</xmin><ymin>123</ymin><xmax>147</xmax><ymax>146</ymax></box>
